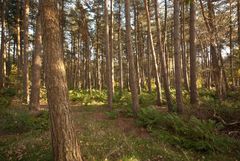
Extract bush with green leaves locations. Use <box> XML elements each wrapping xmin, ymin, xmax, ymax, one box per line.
<box><xmin>0</xmin><ymin>97</ymin><xmax>10</xmax><ymax>109</ymax></box>
<box><xmin>0</xmin><ymin>110</ymin><xmax>49</xmax><ymax>133</ymax></box>
<box><xmin>137</xmin><ymin>107</ymin><xmax>240</xmax><ymax>153</ymax></box>
<box><xmin>0</xmin><ymin>87</ymin><xmax>17</xmax><ymax>109</ymax></box>
<box><xmin>0</xmin><ymin>87</ymin><xmax>17</xmax><ymax>97</ymax></box>
<box><xmin>69</xmin><ymin>90</ymin><xmax>107</xmax><ymax>105</ymax></box>
<box><xmin>139</xmin><ymin>92</ymin><xmax>156</xmax><ymax>107</ymax></box>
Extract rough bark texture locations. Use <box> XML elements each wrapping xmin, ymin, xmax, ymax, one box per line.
<box><xmin>41</xmin><ymin>1</ymin><xmax>83</xmax><ymax>160</ymax></box>
<box><xmin>23</xmin><ymin>0</ymin><xmax>30</xmax><ymax>103</ymax></box>
<box><xmin>29</xmin><ymin>11</ymin><xmax>42</xmax><ymax>111</ymax></box>
<box><xmin>16</xmin><ymin>0</ymin><xmax>21</xmax><ymax>78</ymax></box>
<box><xmin>110</xmin><ymin>0</ymin><xmax>115</xmax><ymax>93</ymax></box>
<box><xmin>174</xmin><ymin>0</ymin><xmax>184</xmax><ymax>113</ymax></box>
<box><xmin>199</xmin><ymin>0</ymin><xmax>227</xmax><ymax>99</ymax></box>
<box><xmin>125</xmin><ymin>0</ymin><xmax>139</xmax><ymax>115</ymax></box>
<box><xmin>105</xmin><ymin>0</ymin><xmax>113</xmax><ymax>108</ymax></box>
<box><xmin>189</xmin><ymin>0</ymin><xmax>198</xmax><ymax>106</ymax></box>
<box><xmin>118</xmin><ymin>0</ymin><xmax>123</xmax><ymax>94</ymax></box>
<box><xmin>0</xmin><ymin>0</ymin><xmax>6</xmax><ymax>88</ymax></box>
<box><xmin>144</xmin><ymin>0</ymin><xmax>162</xmax><ymax>106</ymax></box>
<box><xmin>181</xmin><ymin>3</ymin><xmax>189</xmax><ymax>91</ymax></box>
<box><xmin>154</xmin><ymin>0</ymin><xmax>173</xmax><ymax>111</ymax></box>
<box><xmin>96</xmin><ymin>3</ymin><xmax>101</xmax><ymax>90</ymax></box>
<box><xmin>238</xmin><ymin>0</ymin><xmax>240</xmax><ymax>55</ymax></box>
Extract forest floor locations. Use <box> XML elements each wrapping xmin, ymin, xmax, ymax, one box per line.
<box><xmin>0</xmin><ymin>89</ymin><xmax>240</xmax><ymax>161</ymax></box>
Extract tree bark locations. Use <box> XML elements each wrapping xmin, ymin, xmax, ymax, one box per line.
<box><xmin>0</xmin><ymin>0</ymin><xmax>6</xmax><ymax>89</ymax></box>
<box><xmin>118</xmin><ymin>0</ymin><xmax>123</xmax><ymax>94</ymax></box>
<box><xmin>189</xmin><ymin>0</ymin><xmax>198</xmax><ymax>106</ymax></box>
<box><xmin>229</xmin><ymin>0</ymin><xmax>234</xmax><ymax>86</ymax></box>
<box><xmin>41</xmin><ymin>1</ymin><xmax>83</xmax><ymax>160</ymax></box>
<box><xmin>174</xmin><ymin>0</ymin><xmax>184</xmax><ymax>113</ymax></box>
<box><xmin>96</xmin><ymin>3</ymin><xmax>101</xmax><ymax>90</ymax></box>
<box><xmin>125</xmin><ymin>0</ymin><xmax>139</xmax><ymax>115</ymax></box>
<box><xmin>110</xmin><ymin>0</ymin><xmax>115</xmax><ymax>93</ymax></box>
<box><xmin>30</xmin><ymin>10</ymin><xmax>42</xmax><ymax>111</ymax></box>
<box><xmin>23</xmin><ymin>0</ymin><xmax>30</xmax><ymax>103</ymax></box>
<box><xmin>154</xmin><ymin>0</ymin><xmax>173</xmax><ymax>111</ymax></box>
<box><xmin>16</xmin><ymin>0</ymin><xmax>22</xmax><ymax>80</ymax></box>
<box><xmin>144</xmin><ymin>0</ymin><xmax>162</xmax><ymax>106</ymax></box>
<box><xmin>199</xmin><ymin>0</ymin><xmax>227</xmax><ymax>99</ymax></box>
<box><xmin>181</xmin><ymin>3</ymin><xmax>189</xmax><ymax>91</ymax></box>
<box><xmin>105</xmin><ymin>0</ymin><xmax>113</xmax><ymax>108</ymax></box>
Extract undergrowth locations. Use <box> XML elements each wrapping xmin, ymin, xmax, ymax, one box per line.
<box><xmin>137</xmin><ymin>107</ymin><xmax>240</xmax><ymax>155</ymax></box>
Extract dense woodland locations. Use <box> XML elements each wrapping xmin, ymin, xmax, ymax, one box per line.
<box><xmin>0</xmin><ymin>0</ymin><xmax>240</xmax><ymax>160</ymax></box>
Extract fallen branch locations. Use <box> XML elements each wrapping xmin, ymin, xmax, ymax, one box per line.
<box><xmin>213</xmin><ymin>110</ymin><xmax>240</xmax><ymax>126</ymax></box>
<box><xmin>228</xmin><ymin>131</ymin><xmax>240</xmax><ymax>135</ymax></box>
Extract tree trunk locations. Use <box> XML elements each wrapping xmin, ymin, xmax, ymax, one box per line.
<box><xmin>30</xmin><ymin>9</ymin><xmax>42</xmax><ymax>111</ymax></box>
<box><xmin>96</xmin><ymin>3</ymin><xmax>101</xmax><ymax>90</ymax></box>
<box><xmin>174</xmin><ymin>0</ymin><xmax>184</xmax><ymax>113</ymax></box>
<box><xmin>154</xmin><ymin>0</ymin><xmax>173</xmax><ymax>111</ymax></box>
<box><xmin>181</xmin><ymin>3</ymin><xmax>189</xmax><ymax>91</ymax></box>
<box><xmin>23</xmin><ymin>0</ymin><xmax>30</xmax><ymax>103</ymax></box>
<box><xmin>238</xmin><ymin>0</ymin><xmax>240</xmax><ymax>60</ymax></box>
<box><xmin>229</xmin><ymin>0</ymin><xmax>234</xmax><ymax>86</ymax></box>
<box><xmin>41</xmin><ymin>1</ymin><xmax>83</xmax><ymax>160</ymax></box>
<box><xmin>144</xmin><ymin>0</ymin><xmax>162</xmax><ymax>106</ymax></box>
<box><xmin>133</xmin><ymin>0</ymin><xmax>141</xmax><ymax>94</ymax></box>
<box><xmin>110</xmin><ymin>0</ymin><xmax>115</xmax><ymax>93</ymax></box>
<box><xmin>105</xmin><ymin>0</ymin><xmax>113</xmax><ymax>108</ymax></box>
<box><xmin>118</xmin><ymin>0</ymin><xmax>123</xmax><ymax>94</ymax></box>
<box><xmin>16</xmin><ymin>0</ymin><xmax>22</xmax><ymax>81</ymax></box>
<box><xmin>0</xmin><ymin>0</ymin><xmax>6</xmax><ymax>89</ymax></box>
<box><xmin>125</xmin><ymin>0</ymin><xmax>139</xmax><ymax>115</ymax></box>
<box><xmin>189</xmin><ymin>0</ymin><xmax>198</xmax><ymax>106</ymax></box>
<box><xmin>199</xmin><ymin>0</ymin><xmax>227</xmax><ymax>99</ymax></box>
<box><xmin>147</xmin><ymin>36</ymin><xmax>152</xmax><ymax>93</ymax></box>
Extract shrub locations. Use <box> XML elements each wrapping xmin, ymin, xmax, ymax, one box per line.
<box><xmin>137</xmin><ymin>107</ymin><xmax>239</xmax><ymax>153</ymax></box>
<box><xmin>69</xmin><ymin>90</ymin><xmax>107</xmax><ymax>105</ymax></box>
<box><xmin>0</xmin><ymin>87</ymin><xmax>17</xmax><ymax>97</ymax></box>
<box><xmin>0</xmin><ymin>87</ymin><xmax>17</xmax><ymax>109</ymax></box>
<box><xmin>1</xmin><ymin>110</ymin><xmax>35</xmax><ymax>133</ymax></box>
<box><xmin>33</xmin><ymin>111</ymin><xmax>50</xmax><ymax>131</ymax></box>
<box><xmin>0</xmin><ymin>110</ymin><xmax>49</xmax><ymax>133</ymax></box>
<box><xmin>0</xmin><ymin>97</ymin><xmax>10</xmax><ymax>109</ymax></box>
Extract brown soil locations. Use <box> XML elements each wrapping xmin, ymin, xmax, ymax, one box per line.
<box><xmin>115</xmin><ymin>116</ymin><xmax>150</xmax><ymax>138</ymax></box>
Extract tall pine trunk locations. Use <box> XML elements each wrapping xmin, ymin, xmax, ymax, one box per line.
<box><xmin>154</xmin><ymin>0</ymin><xmax>173</xmax><ymax>111</ymax></box>
<box><xmin>125</xmin><ymin>0</ymin><xmax>139</xmax><ymax>115</ymax></box>
<box><xmin>30</xmin><ymin>10</ymin><xmax>42</xmax><ymax>111</ymax></box>
<box><xmin>0</xmin><ymin>0</ymin><xmax>6</xmax><ymax>88</ymax></box>
<box><xmin>41</xmin><ymin>1</ymin><xmax>83</xmax><ymax>160</ymax></box>
<box><xmin>105</xmin><ymin>0</ymin><xmax>113</xmax><ymax>108</ymax></box>
<box><xmin>23</xmin><ymin>0</ymin><xmax>30</xmax><ymax>103</ymax></box>
<box><xmin>189</xmin><ymin>0</ymin><xmax>198</xmax><ymax>106</ymax></box>
<box><xmin>144</xmin><ymin>0</ymin><xmax>162</xmax><ymax>106</ymax></box>
<box><xmin>174</xmin><ymin>0</ymin><xmax>184</xmax><ymax>113</ymax></box>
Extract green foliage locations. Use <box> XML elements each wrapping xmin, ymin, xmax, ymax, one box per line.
<box><xmin>1</xmin><ymin>110</ymin><xmax>34</xmax><ymax>133</ymax></box>
<box><xmin>139</xmin><ymin>92</ymin><xmax>156</xmax><ymax>107</ymax></box>
<box><xmin>33</xmin><ymin>111</ymin><xmax>50</xmax><ymax>131</ymax></box>
<box><xmin>0</xmin><ymin>109</ymin><xmax>49</xmax><ymax>133</ymax></box>
<box><xmin>0</xmin><ymin>87</ymin><xmax>17</xmax><ymax>109</ymax></box>
<box><xmin>137</xmin><ymin>107</ymin><xmax>239</xmax><ymax>153</ymax></box>
<box><xmin>199</xmin><ymin>89</ymin><xmax>217</xmax><ymax>103</ymax></box>
<box><xmin>105</xmin><ymin>110</ymin><xmax>118</xmax><ymax>119</ymax></box>
<box><xmin>113</xmin><ymin>90</ymin><xmax>132</xmax><ymax>107</ymax></box>
<box><xmin>69</xmin><ymin>90</ymin><xmax>107</xmax><ymax>105</ymax></box>
<box><xmin>0</xmin><ymin>87</ymin><xmax>17</xmax><ymax>97</ymax></box>
<box><xmin>0</xmin><ymin>97</ymin><xmax>10</xmax><ymax>109</ymax></box>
